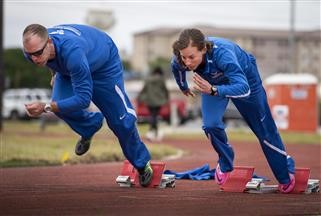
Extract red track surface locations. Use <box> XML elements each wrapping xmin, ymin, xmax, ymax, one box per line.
<box><xmin>1</xmin><ymin>137</ymin><xmax>320</xmax><ymax>215</ymax></box>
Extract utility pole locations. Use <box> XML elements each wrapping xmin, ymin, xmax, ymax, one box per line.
<box><xmin>289</xmin><ymin>0</ymin><xmax>296</xmax><ymax>74</ymax></box>
<box><xmin>0</xmin><ymin>0</ymin><xmax>4</xmax><ymax>131</ymax></box>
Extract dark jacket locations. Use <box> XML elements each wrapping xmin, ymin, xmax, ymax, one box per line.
<box><xmin>138</xmin><ymin>74</ymin><xmax>169</xmax><ymax>107</ymax></box>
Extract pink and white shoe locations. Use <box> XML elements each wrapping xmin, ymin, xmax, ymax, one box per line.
<box><xmin>279</xmin><ymin>173</ymin><xmax>296</xmax><ymax>193</ymax></box>
<box><xmin>215</xmin><ymin>164</ymin><xmax>229</xmax><ymax>185</ymax></box>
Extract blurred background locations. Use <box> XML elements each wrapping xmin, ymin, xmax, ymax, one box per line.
<box><xmin>0</xmin><ymin>0</ymin><xmax>320</xmax><ymax>132</ymax></box>
<box><xmin>0</xmin><ymin>0</ymin><xmax>320</xmax><ymax>168</ymax></box>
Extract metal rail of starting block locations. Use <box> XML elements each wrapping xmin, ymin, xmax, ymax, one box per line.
<box><xmin>116</xmin><ymin>160</ymin><xmax>175</xmax><ymax>188</ymax></box>
<box><xmin>245</xmin><ymin>178</ymin><xmax>320</xmax><ymax>194</ymax></box>
<box><xmin>116</xmin><ymin>174</ymin><xmax>176</xmax><ymax>188</ymax></box>
<box><xmin>244</xmin><ymin>168</ymin><xmax>320</xmax><ymax>194</ymax></box>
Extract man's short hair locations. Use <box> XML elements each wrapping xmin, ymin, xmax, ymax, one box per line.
<box><xmin>23</xmin><ymin>24</ymin><xmax>48</xmax><ymax>40</ymax></box>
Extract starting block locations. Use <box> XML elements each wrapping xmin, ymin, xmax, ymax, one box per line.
<box><xmin>219</xmin><ymin>166</ymin><xmax>255</xmax><ymax>192</ymax></box>
<box><xmin>244</xmin><ymin>167</ymin><xmax>319</xmax><ymax>194</ymax></box>
<box><xmin>291</xmin><ymin>167</ymin><xmax>310</xmax><ymax>194</ymax></box>
<box><xmin>116</xmin><ymin>160</ymin><xmax>175</xmax><ymax>188</ymax></box>
<box><xmin>219</xmin><ymin>166</ymin><xmax>319</xmax><ymax>194</ymax></box>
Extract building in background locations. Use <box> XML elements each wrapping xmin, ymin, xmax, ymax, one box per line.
<box><xmin>131</xmin><ymin>25</ymin><xmax>320</xmax><ymax>80</ymax></box>
<box><xmin>131</xmin><ymin>27</ymin><xmax>178</xmax><ymax>74</ymax></box>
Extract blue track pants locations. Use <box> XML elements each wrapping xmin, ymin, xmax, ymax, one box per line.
<box><xmin>52</xmin><ymin>73</ymin><xmax>151</xmax><ymax>169</ymax></box>
<box><xmin>202</xmin><ymin>86</ymin><xmax>295</xmax><ymax>184</ymax></box>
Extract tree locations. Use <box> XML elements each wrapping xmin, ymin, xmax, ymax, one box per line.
<box><xmin>122</xmin><ymin>60</ymin><xmax>132</xmax><ymax>71</ymax></box>
<box><xmin>148</xmin><ymin>57</ymin><xmax>171</xmax><ymax>78</ymax></box>
<box><xmin>0</xmin><ymin>0</ymin><xmax>3</xmax><ymax>131</ymax></box>
<box><xmin>4</xmin><ymin>48</ymin><xmax>51</xmax><ymax>88</ymax></box>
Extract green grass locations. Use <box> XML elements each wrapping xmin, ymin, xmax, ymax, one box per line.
<box><xmin>1</xmin><ymin>120</ymin><xmax>319</xmax><ymax>168</ymax></box>
<box><xmin>0</xmin><ymin>120</ymin><xmax>179</xmax><ymax>168</ymax></box>
<box><xmin>226</xmin><ymin>128</ymin><xmax>320</xmax><ymax>145</ymax></box>
<box><xmin>165</xmin><ymin>128</ymin><xmax>321</xmax><ymax>145</ymax></box>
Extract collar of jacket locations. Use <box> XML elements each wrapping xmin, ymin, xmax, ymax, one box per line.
<box><xmin>201</xmin><ymin>43</ymin><xmax>218</xmax><ymax>75</ymax></box>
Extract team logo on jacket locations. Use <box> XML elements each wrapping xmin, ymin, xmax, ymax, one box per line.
<box><xmin>211</xmin><ymin>71</ymin><xmax>223</xmax><ymax>79</ymax></box>
<box><xmin>49</xmin><ymin>30</ymin><xmax>64</xmax><ymax>35</ymax></box>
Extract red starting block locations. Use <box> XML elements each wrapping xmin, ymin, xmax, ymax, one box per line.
<box><xmin>220</xmin><ymin>166</ymin><xmax>255</xmax><ymax>193</ymax></box>
<box><xmin>219</xmin><ymin>166</ymin><xmax>316</xmax><ymax>194</ymax></box>
<box><xmin>120</xmin><ymin>160</ymin><xmax>138</xmax><ymax>185</ymax></box>
<box><xmin>291</xmin><ymin>167</ymin><xmax>310</xmax><ymax>194</ymax></box>
<box><xmin>119</xmin><ymin>160</ymin><xmax>165</xmax><ymax>188</ymax></box>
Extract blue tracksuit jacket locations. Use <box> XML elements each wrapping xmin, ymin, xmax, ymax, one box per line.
<box><xmin>24</xmin><ymin>24</ymin><xmax>150</xmax><ymax>169</ymax></box>
<box><xmin>46</xmin><ymin>25</ymin><xmax>122</xmax><ymax>112</ymax></box>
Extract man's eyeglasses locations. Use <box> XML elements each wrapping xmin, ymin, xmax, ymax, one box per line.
<box><xmin>24</xmin><ymin>41</ymin><xmax>48</xmax><ymax>57</ymax></box>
